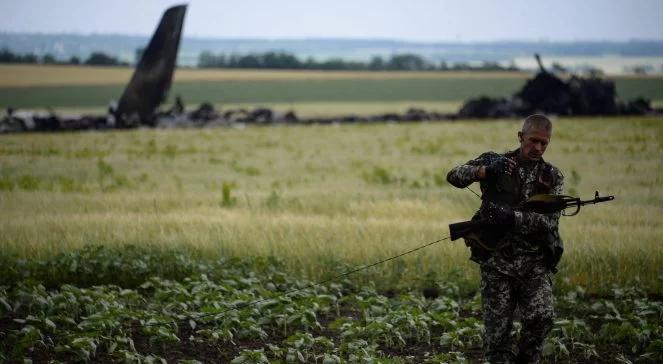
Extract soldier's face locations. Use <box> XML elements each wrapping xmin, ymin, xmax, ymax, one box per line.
<box><xmin>518</xmin><ymin>127</ymin><xmax>551</xmax><ymax>161</ymax></box>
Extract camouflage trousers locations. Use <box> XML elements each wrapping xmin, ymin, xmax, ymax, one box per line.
<box><xmin>480</xmin><ymin>267</ymin><xmax>554</xmax><ymax>364</ymax></box>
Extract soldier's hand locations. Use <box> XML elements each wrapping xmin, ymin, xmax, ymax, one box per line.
<box><xmin>485</xmin><ymin>156</ymin><xmax>516</xmax><ymax>179</ymax></box>
<box><xmin>484</xmin><ymin>202</ymin><xmax>515</xmax><ymax>227</ymax></box>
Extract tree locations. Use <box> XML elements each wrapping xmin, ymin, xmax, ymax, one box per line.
<box><xmin>388</xmin><ymin>54</ymin><xmax>427</xmax><ymax>71</ymax></box>
<box><xmin>369</xmin><ymin>56</ymin><xmax>385</xmax><ymax>70</ymax></box>
<box><xmin>84</xmin><ymin>52</ymin><xmax>120</xmax><ymax>66</ymax></box>
<box><xmin>261</xmin><ymin>52</ymin><xmax>301</xmax><ymax>69</ymax></box>
<box><xmin>236</xmin><ymin>54</ymin><xmax>261</xmax><ymax>68</ymax></box>
<box><xmin>0</xmin><ymin>48</ymin><xmax>16</xmax><ymax>62</ymax></box>
<box><xmin>198</xmin><ymin>51</ymin><xmax>218</xmax><ymax>68</ymax></box>
<box><xmin>632</xmin><ymin>65</ymin><xmax>648</xmax><ymax>75</ymax></box>
<box><xmin>0</xmin><ymin>49</ymin><xmax>38</xmax><ymax>64</ymax></box>
<box><xmin>41</xmin><ymin>53</ymin><xmax>57</xmax><ymax>64</ymax></box>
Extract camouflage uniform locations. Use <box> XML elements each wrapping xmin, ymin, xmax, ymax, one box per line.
<box><xmin>447</xmin><ymin>149</ymin><xmax>564</xmax><ymax>363</ymax></box>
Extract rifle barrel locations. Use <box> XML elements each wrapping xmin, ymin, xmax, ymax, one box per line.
<box><xmin>580</xmin><ymin>195</ymin><xmax>615</xmax><ymax>206</ymax></box>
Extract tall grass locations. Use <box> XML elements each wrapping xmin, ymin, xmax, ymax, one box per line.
<box><xmin>1</xmin><ymin>117</ymin><xmax>661</xmax><ymax>293</ymax></box>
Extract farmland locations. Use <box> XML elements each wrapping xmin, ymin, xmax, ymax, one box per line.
<box><xmin>1</xmin><ymin>117</ymin><xmax>663</xmax><ymax>361</ymax></box>
<box><xmin>1</xmin><ymin>65</ymin><xmax>663</xmax><ymax>361</ymax></box>
<box><xmin>1</xmin><ymin>65</ymin><xmax>663</xmax><ymax>116</ymax></box>
<box><xmin>1</xmin><ymin>118</ymin><xmax>662</xmax><ymax>292</ymax></box>
<box><xmin>2</xmin><ymin>246</ymin><xmax>661</xmax><ymax>362</ymax></box>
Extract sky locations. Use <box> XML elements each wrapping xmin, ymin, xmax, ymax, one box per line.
<box><xmin>2</xmin><ymin>0</ymin><xmax>663</xmax><ymax>42</ymax></box>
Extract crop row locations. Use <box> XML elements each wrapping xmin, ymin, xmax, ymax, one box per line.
<box><xmin>1</xmin><ymin>246</ymin><xmax>661</xmax><ymax>363</ymax></box>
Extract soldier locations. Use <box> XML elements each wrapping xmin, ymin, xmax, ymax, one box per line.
<box><xmin>446</xmin><ymin>114</ymin><xmax>564</xmax><ymax>363</ymax></box>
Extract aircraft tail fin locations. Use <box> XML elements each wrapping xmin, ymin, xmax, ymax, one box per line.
<box><xmin>115</xmin><ymin>4</ymin><xmax>187</xmax><ymax>127</ymax></box>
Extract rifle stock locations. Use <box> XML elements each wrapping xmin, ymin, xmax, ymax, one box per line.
<box><xmin>449</xmin><ymin>219</ymin><xmax>487</xmax><ymax>241</ymax></box>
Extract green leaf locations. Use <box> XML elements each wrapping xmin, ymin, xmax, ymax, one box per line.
<box><xmin>0</xmin><ymin>297</ymin><xmax>12</xmax><ymax>311</ymax></box>
<box><xmin>44</xmin><ymin>318</ymin><xmax>56</xmax><ymax>329</ymax></box>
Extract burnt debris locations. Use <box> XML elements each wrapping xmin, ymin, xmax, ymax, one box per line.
<box><xmin>2</xmin><ymin>34</ymin><xmax>661</xmax><ymax>134</ymax></box>
<box><xmin>459</xmin><ymin>54</ymin><xmax>653</xmax><ymax>118</ymax></box>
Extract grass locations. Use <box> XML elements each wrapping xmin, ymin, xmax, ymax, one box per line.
<box><xmin>1</xmin><ymin>116</ymin><xmax>662</xmax><ymax>294</ymax></box>
<box><xmin>0</xmin><ymin>78</ymin><xmax>525</xmax><ymax>108</ymax></box>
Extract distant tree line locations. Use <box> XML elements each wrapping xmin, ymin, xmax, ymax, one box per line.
<box><xmin>198</xmin><ymin>51</ymin><xmax>520</xmax><ymax>71</ymax></box>
<box><xmin>0</xmin><ymin>48</ymin><xmax>129</xmax><ymax>66</ymax></box>
<box><xmin>0</xmin><ymin>47</ymin><xmax>520</xmax><ymax>71</ymax></box>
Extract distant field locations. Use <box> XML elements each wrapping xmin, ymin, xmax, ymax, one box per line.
<box><xmin>0</xmin><ymin>64</ymin><xmax>531</xmax><ymax>87</ymax></box>
<box><xmin>1</xmin><ymin>117</ymin><xmax>661</xmax><ymax>294</ymax></box>
<box><xmin>1</xmin><ymin>65</ymin><xmax>662</xmax><ymax>115</ymax></box>
<box><xmin>0</xmin><ymin>78</ymin><xmax>527</xmax><ymax>108</ymax></box>
<box><xmin>52</xmin><ymin>101</ymin><xmax>465</xmax><ymax>118</ymax></box>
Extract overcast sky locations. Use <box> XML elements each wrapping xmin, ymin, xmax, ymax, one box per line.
<box><xmin>2</xmin><ymin>0</ymin><xmax>662</xmax><ymax>42</ymax></box>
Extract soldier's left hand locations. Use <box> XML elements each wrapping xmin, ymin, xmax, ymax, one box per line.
<box><xmin>485</xmin><ymin>156</ymin><xmax>517</xmax><ymax>179</ymax></box>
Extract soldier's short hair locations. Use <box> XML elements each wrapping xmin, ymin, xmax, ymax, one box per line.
<box><xmin>522</xmin><ymin>114</ymin><xmax>552</xmax><ymax>134</ymax></box>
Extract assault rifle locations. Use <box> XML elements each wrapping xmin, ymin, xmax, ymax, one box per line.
<box><xmin>449</xmin><ymin>191</ymin><xmax>615</xmax><ymax>243</ymax></box>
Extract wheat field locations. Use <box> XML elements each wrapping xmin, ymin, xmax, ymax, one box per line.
<box><xmin>1</xmin><ymin>116</ymin><xmax>661</xmax><ymax>293</ymax></box>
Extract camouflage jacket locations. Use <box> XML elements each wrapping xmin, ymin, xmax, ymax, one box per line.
<box><xmin>446</xmin><ymin>149</ymin><xmax>565</xmax><ymax>277</ymax></box>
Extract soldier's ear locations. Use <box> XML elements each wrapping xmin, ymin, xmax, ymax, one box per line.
<box><xmin>518</xmin><ymin>131</ymin><xmax>523</xmax><ymax>143</ymax></box>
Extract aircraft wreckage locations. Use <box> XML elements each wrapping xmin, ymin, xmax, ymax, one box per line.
<box><xmin>1</xmin><ymin>7</ymin><xmax>660</xmax><ymax>133</ymax></box>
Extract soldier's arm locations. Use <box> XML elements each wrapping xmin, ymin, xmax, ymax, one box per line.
<box><xmin>513</xmin><ymin>169</ymin><xmax>565</xmax><ymax>234</ymax></box>
<box><xmin>446</xmin><ymin>152</ymin><xmax>495</xmax><ymax>188</ymax></box>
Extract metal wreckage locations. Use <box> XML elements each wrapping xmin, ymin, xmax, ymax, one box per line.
<box><xmin>458</xmin><ymin>54</ymin><xmax>654</xmax><ymax>118</ymax></box>
<box><xmin>1</xmin><ymin>7</ymin><xmax>660</xmax><ymax>133</ymax></box>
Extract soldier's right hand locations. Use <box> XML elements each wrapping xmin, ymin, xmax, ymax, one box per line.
<box><xmin>485</xmin><ymin>156</ymin><xmax>516</xmax><ymax>179</ymax></box>
<box><xmin>483</xmin><ymin>202</ymin><xmax>515</xmax><ymax>227</ymax></box>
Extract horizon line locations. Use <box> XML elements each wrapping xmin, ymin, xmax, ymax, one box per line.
<box><xmin>2</xmin><ymin>31</ymin><xmax>663</xmax><ymax>45</ymax></box>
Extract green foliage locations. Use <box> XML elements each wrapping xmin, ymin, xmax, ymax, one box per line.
<box><xmin>411</xmin><ymin>139</ymin><xmax>445</xmax><ymax>155</ymax></box>
<box><xmin>96</xmin><ymin>158</ymin><xmax>131</xmax><ymax>191</ymax></box>
<box><xmin>0</xmin><ymin>175</ymin><xmax>14</xmax><ymax>190</ymax></box>
<box><xmin>265</xmin><ymin>190</ymin><xmax>280</xmax><ymax>208</ymax></box>
<box><xmin>0</xmin><ymin>47</ymin><xmax>40</xmax><ymax>64</ymax></box>
<box><xmin>96</xmin><ymin>158</ymin><xmax>114</xmax><ymax>179</ymax></box>
<box><xmin>0</xmin><ymin>172</ymin><xmax>88</xmax><ymax>192</ymax></box>
<box><xmin>221</xmin><ymin>182</ymin><xmax>237</xmax><ymax>207</ymax></box>
<box><xmin>362</xmin><ymin>166</ymin><xmax>405</xmax><ymax>185</ymax></box>
<box><xmin>231</xmin><ymin>161</ymin><xmax>262</xmax><ymax>176</ymax></box>
<box><xmin>56</xmin><ymin>175</ymin><xmax>80</xmax><ymax>192</ymax></box>
<box><xmin>163</xmin><ymin>144</ymin><xmax>178</xmax><ymax>159</ymax></box>
<box><xmin>231</xmin><ymin>349</ymin><xmax>269</xmax><ymax>364</ymax></box>
<box><xmin>84</xmin><ymin>52</ymin><xmax>124</xmax><ymax>66</ymax></box>
<box><xmin>0</xmin><ymin>245</ymin><xmax>661</xmax><ymax>362</ymax></box>
<box><xmin>17</xmin><ymin>174</ymin><xmax>41</xmax><ymax>190</ymax></box>
<box><xmin>198</xmin><ymin>51</ymin><xmax>477</xmax><ymax>71</ymax></box>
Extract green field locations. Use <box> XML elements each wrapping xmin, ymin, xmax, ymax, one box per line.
<box><xmin>2</xmin><ymin>78</ymin><xmax>663</xmax><ymax>110</ymax></box>
<box><xmin>1</xmin><ymin>65</ymin><xmax>662</xmax><ymax>115</ymax></box>
<box><xmin>2</xmin><ymin>117</ymin><xmax>662</xmax><ymax>362</ymax></box>
<box><xmin>3</xmin><ymin>246</ymin><xmax>661</xmax><ymax>362</ymax></box>
<box><xmin>2</xmin><ymin>64</ymin><xmax>663</xmax><ymax>362</ymax></box>
<box><xmin>1</xmin><ymin>117</ymin><xmax>663</xmax><ymax>362</ymax></box>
